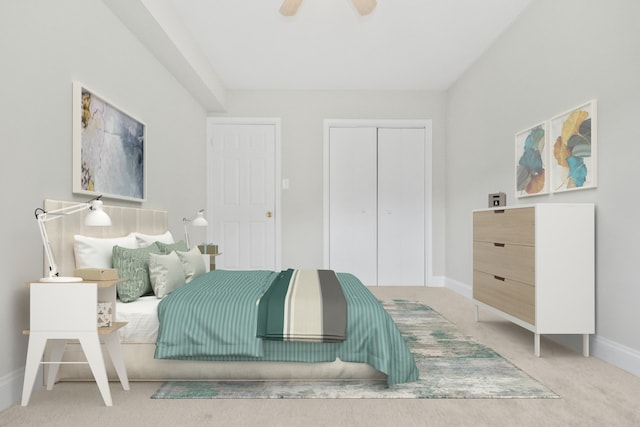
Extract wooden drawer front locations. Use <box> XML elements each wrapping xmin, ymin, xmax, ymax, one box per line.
<box><xmin>473</xmin><ymin>242</ymin><xmax>535</xmax><ymax>285</ymax></box>
<box><xmin>473</xmin><ymin>208</ymin><xmax>535</xmax><ymax>245</ymax></box>
<box><xmin>473</xmin><ymin>271</ymin><xmax>535</xmax><ymax>325</ymax></box>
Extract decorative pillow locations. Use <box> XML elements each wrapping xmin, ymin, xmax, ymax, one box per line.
<box><xmin>113</xmin><ymin>243</ymin><xmax>160</xmax><ymax>303</ymax></box>
<box><xmin>134</xmin><ymin>231</ymin><xmax>175</xmax><ymax>248</ymax></box>
<box><xmin>74</xmin><ymin>233</ymin><xmax>138</xmax><ymax>269</ymax></box>
<box><xmin>156</xmin><ymin>240</ymin><xmax>188</xmax><ymax>255</ymax></box>
<box><xmin>176</xmin><ymin>247</ymin><xmax>207</xmax><ymax>283</ymax></box>
<box><xmin>149</xmin><ymin>252</ymin><xmax>186</xmax><ymax>298</ymax></box>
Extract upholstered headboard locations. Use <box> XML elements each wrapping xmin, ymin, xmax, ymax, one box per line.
<box><xmin>43</xmin><ymin>199</ymin><xmax>169</xmax><ymax>277</ymax></box>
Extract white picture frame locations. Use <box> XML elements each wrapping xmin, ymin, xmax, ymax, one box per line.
<box><xmin>549</xmin><ymin>100</ymin><xmax>597</xmax><ymax>193</ymax></box>
<box><xmin>72</xmin><ymin>82</ymin><xmax>146</xmax><ymax>202</ymax></box>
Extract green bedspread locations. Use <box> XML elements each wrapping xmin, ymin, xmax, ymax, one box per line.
<box><xmin>154</xmin><ymin>270</ymin><xmax>418</xmax><ymax>386</ymax></box>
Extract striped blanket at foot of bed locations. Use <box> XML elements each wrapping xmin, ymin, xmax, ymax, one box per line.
<box><xmin>257</xmin><ymin>269</ymin><xmax>347</xmax><ymax>343</ymax></box>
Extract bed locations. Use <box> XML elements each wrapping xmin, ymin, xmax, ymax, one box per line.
<box><xmin>42</xmin><ymin>200</ymin><xmax>418</xmax><ymax>386</ymax></box>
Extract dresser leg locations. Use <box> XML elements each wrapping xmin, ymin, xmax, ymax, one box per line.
<box><xmin>583</xmin><ymin>334</ymin><xmax>590</xmax><ymax>357</ymax></box>
<box><xmin>534</xmin><ymin>333</ymin><xmax>541</xmax><ymax>357</ymax></box>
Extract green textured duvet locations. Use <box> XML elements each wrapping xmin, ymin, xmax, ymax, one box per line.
<box><xmin>154</xmin><ymin>270</ymin><xmax>418</xmax><ymax>386</ymax></box>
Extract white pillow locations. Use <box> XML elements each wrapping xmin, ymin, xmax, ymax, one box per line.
<box><xmin>74</xmin><ymin>233</ymin><xmax>138</xmax><ymax>269</ymax></box>
<box><xmin>133</xmin><ymin>231</ymin><xmax>174</xmax><ymax>248</ymax></box>
<box><xmin>149</xmin><ymin>252</ymin><xmax>186</xmax><ymax>298</ymax></box>
<box><xmin>177</xmin><ymin>247</ymin><xmax>207</xmax><ymax>283</ymax></box>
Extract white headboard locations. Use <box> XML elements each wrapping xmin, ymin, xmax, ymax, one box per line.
<box><xmin>43</xmin><ymin>199</ymin><xmax>169</xmax><ymax>277</ymax></box>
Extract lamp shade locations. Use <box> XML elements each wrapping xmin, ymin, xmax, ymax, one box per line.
<box><xmin>191</xmin><ymin>210</ymin><xmax>208</xmax><ymax>227</ymax></box>
<box><xmin>84</xmin><ymin>200</ymin><xmax>112</xmax><ymax>226</ymax></box>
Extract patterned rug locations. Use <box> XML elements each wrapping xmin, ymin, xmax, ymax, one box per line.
<box><xmin>151</xmin><ymin>300</ymin><xmax>558</xmax><ymax>399</ymax></box>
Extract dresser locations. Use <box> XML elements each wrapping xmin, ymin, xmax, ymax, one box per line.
<box><xmin>472</xmin><ymin>204</ymin><xmax>594</xmax><ymax>357</ymax></box>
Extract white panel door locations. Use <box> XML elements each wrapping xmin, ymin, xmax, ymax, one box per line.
<box><xmin>328</xmin><ymin>127</ymin><xmax>378</xmax><ymax>285</ymax></box>
<box><xmin>377</xmin><ymin>128</ymin><xmax>425</xmax><ymax>285</ymax></box>
<box><xmin>209</xmin><ymin>123</ymin><xmax>276</xmax><ymax>270</ymax></box>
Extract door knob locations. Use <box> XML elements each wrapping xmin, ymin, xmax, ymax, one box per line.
<box><xmin>266</xmin><ymin>211</ymin><xmax>273</xmax><ymax>218</ymax></box>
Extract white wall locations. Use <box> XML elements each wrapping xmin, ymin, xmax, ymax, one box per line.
<box><xmin>446</xmin><ymin>0</ymin><xmax>640</xmax><ymax>368</ymax></box>
<box><xmin>0</xmin><ymin>0</ymin><xmax>208</xmax><ymax>409</ymax></box>
<box><xmin>218</xmin><ymin>90</ymin><xmax>447</xmax><ymax>278</ymax></box>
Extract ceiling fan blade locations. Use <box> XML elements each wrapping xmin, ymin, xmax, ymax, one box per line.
<box><xmin>279</xmin><ymin>0</ymin><xmax>303</xmax><ymax>16</ymax></box>
<box><xmin>352</xmin><ymin>0</ymin><xmax>377</xmax><ymax>16</ymax></box>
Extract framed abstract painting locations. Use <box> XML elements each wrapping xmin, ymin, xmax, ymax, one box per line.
<box><xmin>515</xmin><ymin>121</ymin><xmax>549</xmax><ymax>198</ymax></box>
<box><xmin>72</xmin><ymin>82</ymin><xmax>146</xmax><ymax>202</ymax></box>
<box><xmin>549</xmin><ymin>100</ymin><xmax>597</xmax><ymax>193</ymax></box>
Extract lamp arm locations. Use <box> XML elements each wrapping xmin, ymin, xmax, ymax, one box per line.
<box><xmin>183</xmin><ymin>219</ymin><xmax>191</xmax><ymax>249</ymax></box>
<box><xmin>34</xmin><ymin>196</ymin><xmax>104</xmax><ymax>279</ymax></box>
<box><xmin>36</xmin><ymin>215</ymin><xmax>59</xmax><ymax>279</ymax></box>
<box><xmin>35</xmin><ymin>195</ymin><xmax>103</xmax><ymax>221</ymax></box>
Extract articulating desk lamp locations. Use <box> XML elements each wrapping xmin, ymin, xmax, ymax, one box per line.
<box><xmin>34</xmin><ymin>195</ymin><xmax>112</xmax><ymax>282</ymax></box>
<box><xmin>183</xmin><ymin>209</ymin><xmax>208</xmax><ymax>249</ymax></box>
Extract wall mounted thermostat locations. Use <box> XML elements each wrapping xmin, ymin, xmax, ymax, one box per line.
<box><xmin>488</xmin><ymin>192</ymin><xmax>506</xmax><ymax>208</ymax></box>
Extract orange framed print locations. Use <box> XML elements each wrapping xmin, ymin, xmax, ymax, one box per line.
<box><xmin>550</xmin><ymin>100</ymin><xmax>597</xmax><ymax>193</ymax></box>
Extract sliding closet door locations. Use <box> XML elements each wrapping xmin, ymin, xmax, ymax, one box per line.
<box><xmin>328</xmin><ymin>127</ymin><xmax>378</xmax><ymax>285</ymax></box>
<box><xmin>327</xmin><ymin>124</ymin><xmax>427</xmax><ymax>286</ymax></box>
<box><xmin>377</xmin><ymin>128</ymin><xmax>425</xmax><ymax>285</ymax></box>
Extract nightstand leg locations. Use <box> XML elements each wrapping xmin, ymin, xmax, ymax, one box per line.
<box><xmin>534</xmin><ymin>333</ymin><xmax>541</xmax><ymax>357</ymax></box>
<box><xmin>103</xmin><ymin>333</ymin><xmax>130</xmax><ymax>390</ymax></box>
<box><xmin>45</xmin><ymin>339</ymin><xmax>66</xmax><ymax>390</ymax></box>
<box><xmin>79</xmin><ymin>335</ymin><xmax>112</xmax><ymax>406</ymax></box>
<box><xmin>21</xmin><ymin>334</ymin><xmax>48</xmax><ymax>406</ymax></box>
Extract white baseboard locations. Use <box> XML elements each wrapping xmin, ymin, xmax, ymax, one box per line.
<box><xmin>0</xmin><ymin>367</ymin><xmax>24</xmax><ymax>412</ymax></box>
<box><xmin>591</xmin><ymin>334</ymin><xmax>640</xmax><ymax>377</ymax></box>
<box><xmin>444</xmin><ymin>277</ymin><xmax>640</xmax><ymax>378</ymax></box>
<box><xmin>427</xmin><ymin>274</ymin><xmax>445</xmax><ymax>287</ymax></box>
<box><xmin>444</xmin><ymin>277</ymin><xmax>472</xmax><ymax>298</ymax></box>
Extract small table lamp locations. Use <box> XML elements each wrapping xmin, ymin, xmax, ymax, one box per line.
<box><xmin>183</xmin><ymin>209</ymin><xmax>208</xmax><ymax>248</ymax></box>
<box><xmin>35</xmin><ymin>196</ymin><xmax>112</xmax><ymax>282</ymax></box>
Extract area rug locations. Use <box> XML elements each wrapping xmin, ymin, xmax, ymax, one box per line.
<box><xmin>151</xmin><ymin>300</ymin><xmax>558</xmax><ymax>399</ymax></box>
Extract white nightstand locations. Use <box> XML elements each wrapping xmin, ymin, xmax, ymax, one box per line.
<box><xmin>21</xmin><ymin>279</ymin><xmax>130</xmax><ymax>406</ymax></box>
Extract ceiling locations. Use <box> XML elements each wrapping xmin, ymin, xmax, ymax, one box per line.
<box><xmin>166</xmin><ymin>0</ymin><xmax>533</xmax><ymax>91</ymax></box>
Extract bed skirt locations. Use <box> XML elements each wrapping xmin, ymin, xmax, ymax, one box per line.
<box><xmin>47</xmin><ymin>342</ymin><xmax>386</xmax><ymax>382</ymax></box>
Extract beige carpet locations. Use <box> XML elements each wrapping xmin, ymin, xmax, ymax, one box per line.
<box><xmin>2</xmin><ymin>286</ymin><xmax>640</xmax><ymax>427</ymax></box>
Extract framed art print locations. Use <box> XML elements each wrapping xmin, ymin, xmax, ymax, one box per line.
<box><xmin>550</xmin><ymin>100</ymin><xmax>597</xmax><ymax>193</ymax></box>
<box><xmin>515</xmin><ymin>121</ymin><xmax>549</xmax><ymax>198</ymax></box>
<box><xmin>72</xmin><ymin>82</ymin><xmax>146</xmax><ymax>202</ymax></box>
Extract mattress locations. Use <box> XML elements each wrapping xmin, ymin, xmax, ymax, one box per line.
<box><xmin>116</xmin><ymin>296</ymin><xmax>160</xmax><ymax>344</ymax></box>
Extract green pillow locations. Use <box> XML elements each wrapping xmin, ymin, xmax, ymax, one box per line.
<box><xmin>113</xmin><ymin>243</ymin><xmax>161</xmax><ymax>302</ymax></box>
<box><xmin>156</xmin><ymin>240</ymin><xmax>188</xmax><ymax>255</ymax></box>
